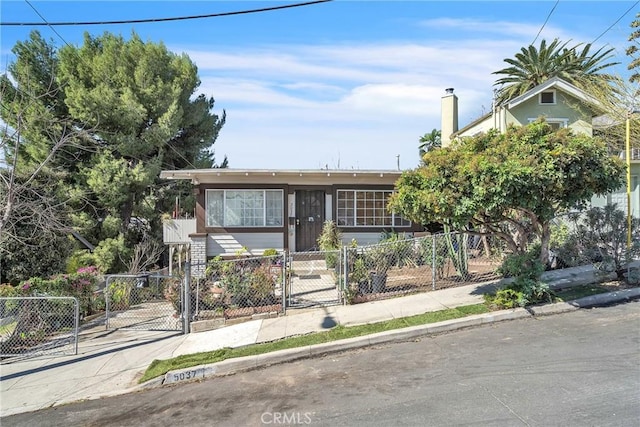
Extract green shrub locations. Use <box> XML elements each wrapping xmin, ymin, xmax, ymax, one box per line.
<box><xmin>485</xmin><ymin>288</ymin><xmax>524</xmax><ymax>309</ymax></box>
<box><xmin>108</xmin><ymin>280</ymin><xmax>132</xmax><ymax>310</ymax></box>
<box><xmin>492</xmin><ymin>246</ymin><xmax>552</xmax><ymax>308</ymax></box>
<box><xmin>263</xmin><ymin>248</ymin><xmax>278</xmax><ymax>257</ymax></box>
<box><xmin>317</xmin><ymin>220</ymin><xmax>342</xmax><ymax>268</ymax></box>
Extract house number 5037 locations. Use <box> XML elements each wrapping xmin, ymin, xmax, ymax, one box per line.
<box><xmin>172</xmin><ymin>369</ymin><xmax>203</xmax><ymax>382</ymax></box>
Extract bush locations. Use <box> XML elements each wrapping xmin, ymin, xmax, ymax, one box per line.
<box><xmin>317</xmin><ymin>220</ymin><xmax>342</xmax><ymax>268</ymax></box>
<box><xmin>263</xmin><ymin>248</ymin><xmax>278</xmax><ymax>257</ymax></box>
<box><xmin>485</xmin><ymin>288</ymin><xmax>524</xmax><ymax>309</ymax></box>
<box><xmin>491</xmin><ymin>247</ymin><xmax>552</xmax><ymax>308</ymax></box>
<box><xmin>558</xmin><ymin>205</ymin><xmax>640</xmax><ymax>282</ymax></box>
<box><xmin>108</xmin><ymin>280</ymin><xmax>132</xmax><ymax>310</ymax></box>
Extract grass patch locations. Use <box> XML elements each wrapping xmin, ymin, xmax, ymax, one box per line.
<box><xmin>139</xmin><ymin>303</ymin><xmax>489</xmax><ymax>383</ymax></box>
<box><xmin>554</xmin><ymin>284</ymin><xmax>612</xmax><ymax>302</ymax></box>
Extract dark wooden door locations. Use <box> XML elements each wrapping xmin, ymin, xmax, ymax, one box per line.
<box><xmin>295</xmin><ymin>190</ymin><xmax>325</xmax><ymax>252</ymax></box>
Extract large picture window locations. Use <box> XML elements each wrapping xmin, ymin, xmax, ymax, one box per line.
<box><xmin>206</xmin><ymin>190</ymin><xmax>283</xmax><ymax>227</ymax></box>
<box><xmin>336</xmin><ymin>190</ymin><xmax>410</xmax><ymax>227</ymax></box>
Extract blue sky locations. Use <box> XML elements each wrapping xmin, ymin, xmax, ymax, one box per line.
<box><xmin>1</xmin><ymin>1</ymin><xmax>638</xmax><ymax>170</ymax></box>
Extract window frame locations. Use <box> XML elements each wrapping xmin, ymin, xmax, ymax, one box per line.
<box><xmin>539</xmin><ymin>90</ymin><xmax>556</xmax><ymax>105</ymax></box>
<box><xmin>528</xmin><ymin>117</ymin><xmax>569</xmax><ymax>130</ymax></box>
<box><xmin>205</xmin><ymin>189</ymin><xmax>284</xmax><ymax>228</ymax></box>
<box><xmin>336</xmin><ymin>189</ymin><xmax>410</xmax><ymax>228</ymax></box>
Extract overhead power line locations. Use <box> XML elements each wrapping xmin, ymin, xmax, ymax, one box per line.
<box><xmin>591</xmin><ymin>0</ymin><xmax>639</xmax><ymax>44</ymax></box>
<box><xmin>24</xmin><ymin>0</ymin><xmax>71</xmax><ymax>48</ymax></box>
<box><xmin>1</xmin><ymin>0</ymin><xmax>333</xmax><ymax>26</ymax></box>
<box><xmin>532</xmin><ymin>0</ymin><xmax>559</xmax><ymax>45</ymax></box>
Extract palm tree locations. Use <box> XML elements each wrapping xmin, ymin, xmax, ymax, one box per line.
<box><xmin>493</xmin><ymin>38</ymin><xmax>618</xmax><ymax>103</ymax></box>
<box><xmin>418</xmin><ymin>129</ymin><xmax>441</xmax><ymax>161</ymax></box>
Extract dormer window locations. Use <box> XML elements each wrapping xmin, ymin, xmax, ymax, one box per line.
<box><xmin>539</xmin><ymin>90</ymin><xmax>556</xmax><ymax>105</ymax></box>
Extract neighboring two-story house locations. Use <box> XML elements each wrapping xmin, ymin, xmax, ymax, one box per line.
<box><xmin>440</xmin><ymin>76</ymin><xmax>640</xmax><ymax>219</ymax></box>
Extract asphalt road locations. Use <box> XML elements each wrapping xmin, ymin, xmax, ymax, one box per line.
<box><xmin>2</xmin><ymin>301</ymin><xmax>639</xmax><ymax>427</ymax></box>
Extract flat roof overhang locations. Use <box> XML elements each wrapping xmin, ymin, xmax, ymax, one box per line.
<box><xmin>159</xmin><ymin>169</ymin><xmax>404</xmax><ymax>186</ymax></box>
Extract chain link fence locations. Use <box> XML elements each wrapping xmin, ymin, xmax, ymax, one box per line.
<box><xmin>343</xmin><ymin>233</ymin><xmax>502</xmax><ymax>304</ymax></box>
<box><xmin>0</xmin><ymin>296</ymin><xmax>79</xmax><ymax>359</ymax></box>
<box><xmin>194</xmin><ymin>253</ymin><xmax>286</xmax><ymax>322</ymax></box>
<box><xmin>104</xmin><ymin>274</ymin><xmax>183</xmax><ymax>331</ymax></box>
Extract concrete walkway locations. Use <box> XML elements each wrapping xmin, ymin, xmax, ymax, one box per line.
<box><xmin>1</xmin><ymin>264</ymin><xmax>636</xmax><ymax>417</ymax></box>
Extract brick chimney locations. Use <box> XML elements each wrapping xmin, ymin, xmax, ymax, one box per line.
<box><xmin>441</xmin><ymin>88</ymin><xmax>458</xmax><ymax>147</ymax></box>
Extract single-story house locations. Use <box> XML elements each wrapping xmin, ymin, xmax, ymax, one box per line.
<box><xmin>440</xmin><ymin>76</ymin><xmax>640</xmax><ymax>218</ymax></box>
<box><xmin>159</xmin><ymin>169</ymin><xmax>422</xmax><ymax>275</ymax></box>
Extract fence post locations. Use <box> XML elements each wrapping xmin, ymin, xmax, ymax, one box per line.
<box><xmin>74</xmin><ymin>297</ymin><xmax>79</xmax><ymax>355</ymax></box>
<box><xmin>287</xmin><ymin>252</ymin><xmax>292</xmax><ymax>308</ymax></box>
<box><xmin>281</xmin><ymin>252</ymin><xmax>287</xmax><ymax>315</ymax></box>
<box><xmin>342</xmin><ymin>246</ymin><xmax>348</xmax><ymax>305</ymax></box>
<box><xmin>183</xmin><ymin>262</ymin><xmax>191</xmax><ymax>334</ymax></box>
<box><xmin>432</xmin><ymin>236</ymin><xmax>437</xmax><ymax>290</ymax></box>
<box><xmin>105</xmin><ymin>275</ymin><xmax>112</xmax><ymax>330</ymax></box>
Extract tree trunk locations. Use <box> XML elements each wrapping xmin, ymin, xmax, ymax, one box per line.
<box><xmin>539</xmin><ymin>222</ymin><xmax>551</xmax><ymax>267</ymax></box>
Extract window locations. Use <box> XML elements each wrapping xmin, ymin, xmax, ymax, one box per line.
<box><xmin>336</xmin><ymin>190</ymin><xmax>410</xmax><ymax>227</ymax></box>
<box><xmin>206</xmin><ymin>189</ymin><xmax>283</xmax><ymax>227</ymax></box>
<box><xmin>528</xmin><ymin>117</ymin><xmax>568</xmax><ymax>130</ymax></box>
<box><xmin>539</xmin><ymin>90</ymin><xmax>556</xmax><ymax>104</ymax></box>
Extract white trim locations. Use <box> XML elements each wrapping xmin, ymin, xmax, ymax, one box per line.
<box><xmin>528</xmin><ymin>117</ymin><xmax>569</xmax><ymax>128</ymax></box>
<box><xmin>507</xmin><ymin>76</ymin><xmax>602</xmax><ymax>109</ymax></box>
<box><xmin>205</xmin><ymin>189</ymin><xmax>284</xmax><ymax>228</ymax></box>
<box><xmin>335</xmin><ymin>189</ymin><xmax>410</xmax><ymax>228</ymax></box>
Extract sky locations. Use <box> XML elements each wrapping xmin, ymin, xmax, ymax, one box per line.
<box><xmin>1</xmin><ymin>0</ymin><xmax>638</xmax><ymax>171</ymax></box>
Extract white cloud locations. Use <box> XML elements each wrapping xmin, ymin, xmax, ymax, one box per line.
<box><xmin>174</xmin><ymin>14</ymin><xmax>618</xmax><ymax>170</ymax></box>
<box><xmin>191</xmin><ymin>44</ymin><xmax>506</xmax><ymax>169</ymax></box>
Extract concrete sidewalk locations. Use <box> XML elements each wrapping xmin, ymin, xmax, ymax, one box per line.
<box><xmin>0</xmin><ymin>264</ymin><xmax>633</xmax><ymax>417</ymax></box>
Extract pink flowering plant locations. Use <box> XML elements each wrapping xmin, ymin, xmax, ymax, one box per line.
<box><xmin>16</xmin><ymin>267</ymin><xmax>102</xmax><ymax>318</ymax></box>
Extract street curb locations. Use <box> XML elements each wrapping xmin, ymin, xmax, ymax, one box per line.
<box><xmin>150</xmin><ymin>308</ymin><xmax>532</xmax><ymax>389</ymax></box>
<box><xmin>570</xmin><ymin>286</ymin><xmax>640</xmax><ymax>308</ymax></box>
<box><xmin>141</xmin><ymin>288</ymin><xmax>639</xmax><ymax>390</ymax></box>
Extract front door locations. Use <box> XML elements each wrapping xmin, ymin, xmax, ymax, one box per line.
<box><xmin>295</xmin><ymin>190</ymin><xmax>325</xmax><ymax>251</ymax></box>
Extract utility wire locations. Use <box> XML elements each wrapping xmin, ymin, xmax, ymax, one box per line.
<box><xmin>24</xmin><ymin>0</ymin><xmax>71</xmax><ymax>48</ymax></box>
<box><xmin>1</xmin><ymin>0</ymin><xmax>333</xmax><ymax>26</ymax></box>
<box><xmin>591</xmin><ymin>0</ymin><xmax>639</xmax><ymax>44</ymax></box>
<box><xmin>532</xmin><ymin>0</ymin><xmax>559</xmax><ymax>45</ymax></box>
<box><xmin>13</xmin><ymin>1</ymin><xmax>210</xmax><ymax>171</ymax></box>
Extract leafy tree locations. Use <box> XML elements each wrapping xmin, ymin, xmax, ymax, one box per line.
<box><xmin>493</xmin><ymin>38</ymin><xmax>618</xmax><ymax>103</ymax></box>
<box><xmin>0</xmin><ymin>171</ymin><xmax>76</xmax><ymax>284</ymax></box>
<box><xmin>1</xmin><ymin>30</ymin><xmax>227</xmax><ymax>273</ymax></box>
<box><xmin>418</xmin><ymin>129</ymin><xmax>441</xmax><ymax>161</ymax></box>
<box><xmin>388</xmin><ymin>120</ymin><xmax>625</xmax><ymax>266</ymax></box>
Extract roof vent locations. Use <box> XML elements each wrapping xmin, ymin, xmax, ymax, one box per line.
<box><xmin>445</xmin><ymin>88</ymin><xmax>454</xmax><ymax>94</ymax></box>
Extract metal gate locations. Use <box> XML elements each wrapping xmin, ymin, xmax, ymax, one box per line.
<box><xmin>0</xmin><ymin>296</ymin><xmax>79</xmax><ymax>359</ymax></box>
<box><xmin>286</xmin><ymin>250</ymin><xmax>343</xmax><ymax>308</ymax></box>
<box><xmin>104</xmin><ymin>273</ymin><xmax>184</xmax><ymax>332</ymax></box>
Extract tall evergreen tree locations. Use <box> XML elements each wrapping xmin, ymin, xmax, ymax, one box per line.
<box><xmin>1</xmin><ymin>30</ymin><xmax>226</xmax><ymax>273</ymax></box>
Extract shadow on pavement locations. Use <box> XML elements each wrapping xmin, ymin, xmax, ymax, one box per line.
<box><xmin>0</xmin><ymin>332</ymin><xmax>180</xmax><ymax>381</ymax></box>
